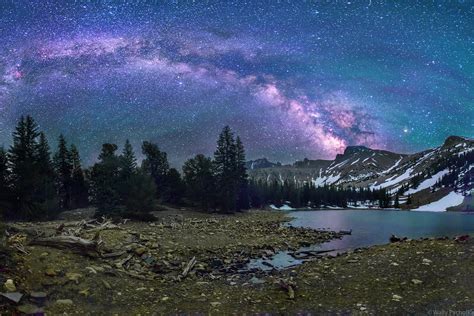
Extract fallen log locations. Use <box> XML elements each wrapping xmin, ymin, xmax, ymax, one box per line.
<box><xmin>181</xmin><ymin>256</ymin><xmax>197</xmax><ymax>278</ymax></box>
<box><xmin>29</xmin><ymin>235</ymin><xmax>100</xmax><ymax>257</ymax></box>
<box><xmin>277</xmin><ymin>279</ymin><xmax>296</xmax><ymax>299</ymax></box>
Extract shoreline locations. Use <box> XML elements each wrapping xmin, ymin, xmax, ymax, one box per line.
<box><xmin>2</xmin><ymin>209</ymin><xmax>473</xmax><ymax>314</ymax></box>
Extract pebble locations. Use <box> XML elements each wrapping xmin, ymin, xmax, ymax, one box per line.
<box><xmin>135</xmin><ymin>247</ymin><xmax>147</xmax><ymax>256</ymax></box>
<box><xmin>4</xmin><ymin>279</ymin><xmax>16</xmax><ymax>292</ymax></box>
<box><xmin>56</xmin><ymin>299</ymin><xmax>73</xmax><ymax>305</ymax></box>
<box><xmin>411</xmin><ymin>279</ymin><xmax>423</xmax><ymax>285</ymax></box>
<box><xmin>66</xmin><ymin>272</ymin><xmax>82</xmax><ymax>284</ymax></box>
<box><xmin>392</xmin><ymin>294</ymin><xmax>402</xmax><ymax>301</ymax></box>
<box><xmin>1</xmin><ymin>292</ymin><xmax>23</xmax><ymax>303</ymax></box>
<box><xmin>45</xmin><ymin>268</ymin><xmax>57</xmax><ymax>277</ymax></box>
<box><xmin>17</xmin><ymin>304</ymin><xmax>43</xmax><ymax>314</ymax></box>
<box><xmin>422</xmin><ymin>258</ymin><xmax>432</xmax><ymax>265</ymax></box>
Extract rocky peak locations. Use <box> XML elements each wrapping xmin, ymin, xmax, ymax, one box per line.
<box><xmin>343</xmin><ymin>145</ymin><xmax>372</xmax><ymax>156</ymax></box>
<box><xmin>442</xmin><ymin>135</ymin><xmax>471</xmax><ymax>148</ymax></box>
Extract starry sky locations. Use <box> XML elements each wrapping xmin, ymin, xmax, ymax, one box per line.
<box><xmin>0</xmin><ymin>1</ymin><xmax>473</xmax><ymax>166</ymax></box>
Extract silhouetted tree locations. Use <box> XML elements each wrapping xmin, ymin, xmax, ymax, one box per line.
<box><xmin>53</xmin><ymin>134</ymin><xmax>72</xmax><ymax>209</ymax></box>
<box><xmin>120</xmin><ymin>139</ymin><xmax>137</xmax><ymax>179</ymax></box>
<box><xmin>214</xmin><ymin>126</ymin><xmax>239</xmax><ymax>212</ymax></box>
<box><xmin>90</xmin><ymin>143</ymin><xmax>121</xmax><ymax>216</ymax></box>
<box><xmin>8</xmin><ymin>116</ymin><xmax>42</xmax><ymax>219</ymax></box>
<box><xmin>162</xmin><ymin>168</ymin><xmax>185</xmax><ymax>204</ymax></box>
<box><xmin>142</xmin><ymin>141</ymin><xmax>169</xmax><ymax>198</ymax></box>
<box><xmin>70</xmin><ymin>145</ymin><xmax>88</xmax><ymax>208</ymax></box>
<box><xmin>183</xmin><ymin>154</ymin><xmax>215</xmax><ymax>210</ymax></box>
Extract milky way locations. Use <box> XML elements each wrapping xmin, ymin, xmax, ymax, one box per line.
<box><xmin>0</xmin><ymin>1</ymin><xmax>472</xmax><ymax>166</ymax></box>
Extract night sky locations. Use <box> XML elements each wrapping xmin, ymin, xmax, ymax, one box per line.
<box><xmin>0</xmin><ymin>1</ymin><xmax>472</xmax><ymax>166</ymax></box>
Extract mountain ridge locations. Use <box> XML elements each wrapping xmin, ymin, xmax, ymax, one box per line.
<box><xmin>247</xmin><ymin>135</ymin><xmax>474</xmax><ymax>211</ymax></box>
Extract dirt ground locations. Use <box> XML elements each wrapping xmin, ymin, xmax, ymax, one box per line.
<box><xmin>1</xmin><ymin>209</ymin><xmax>473</xmax><ymax>314</ymax></box>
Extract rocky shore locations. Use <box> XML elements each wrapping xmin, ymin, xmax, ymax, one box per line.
<box><xmin>1</xmin><ymin>210</ymin><xmax>473</xmax><ymax>314</ymax></box>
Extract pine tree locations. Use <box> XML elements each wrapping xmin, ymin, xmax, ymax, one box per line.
<box><xmin>141</xmin><ymin>141</ymin><xmax>169</xmax><ymax>198</ymax></box>
<box><xmin>120</xmin><ymin>139</ymin><xmax>137</xmax><ymax>179</ymax></box>
<box><xmin>213</xmin><ymin>126</ymin><xmax>238</xmax><ymax>212</ymax></box>
<box><xmin>162</xmin><ymin>168</ymin><xmax>185</xmax><ymax>204</ymax></box>
<box><xmin>35</xmin><ymin>132</ymin><xmax>59</xmax><ymax>216</ymax></box>
<box><xmin>70</xmin><ymin>145</ymin><xmax>88</xmax><ymax>208</ymax></box>
<box><xmin>8</xmin><ymin>115</ymin><xmax>42</xmax><ymax>219</ymax></box>
<box><xmin>90</xmin><ymin>143</ymin><xmax>121</xmax><ymax>216</ymax></box>
<box><xmin>183</xmin><ymin>154</ymin><xmax>216</xmax><ymax>211</ymax></box>
<box><xmin>235</xmin><ymin>136</ymin><xmax>249</xmax><ymax>210</ymax></box>
<box><xmin>0</xmin><ymin>147</ymin><xmax>11</xmax><ymax>218</ymax></box>
<box><xmin>53</xmin><ymin>134</ymin><xmax>72</xmax><ymax>209</ymax></box>
<box><xmin>394</xmin><ymin>194</ymin><xmax>400</xmax><ymax>208</ymax></box>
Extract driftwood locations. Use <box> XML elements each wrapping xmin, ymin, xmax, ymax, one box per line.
<box><xmin>277</xmin><ymin>279</ymin><xmax>295</xmax><ymax>299</ymax></box>
<box><xmin>30</xmin><ymin>235</ymin><xmax>100</xmax><ymax>257</ymax></box>
<box><xmin>389</xmin><ymin>234</ymin><xmax>407</xmax><ymax>243</ymax></box>
<box><xmin>181</xmin><ymin>256</ymin><xmax>197</xmax><ymax>278</ymax></box>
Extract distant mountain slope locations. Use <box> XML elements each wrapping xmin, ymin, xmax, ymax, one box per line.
<box><xmin>248</xmin><ymin>136</ymin><xmax>474</xmax><ymax>211</ymax></box>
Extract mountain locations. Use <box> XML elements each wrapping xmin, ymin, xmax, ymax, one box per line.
<box><xmin>245</xmin><ymin>158</ymin><xmax>281</xmax><ymax>170</ymax></box>
<box><xmin>248</xmin><ymin>136</ymin><xmax>474</xmax><ymax>211</ymax></box>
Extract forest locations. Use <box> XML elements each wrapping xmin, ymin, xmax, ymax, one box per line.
<box><xmin>0</xmin><ymin>115</ymin><xmax>394</xmax><ymax>221</ymax></box>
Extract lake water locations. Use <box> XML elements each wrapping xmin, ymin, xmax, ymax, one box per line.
<box><xmin>248</xmin><ymin>210</ymin><xmax>474</xmax><ymax>271</ymax></box>
<box><xmin>290</xmin><ymin>210</ymin><xmax>474</xmax><ymax>251</ymax></box>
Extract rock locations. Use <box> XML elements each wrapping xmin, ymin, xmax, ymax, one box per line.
<box><xmin>134</xmin><ymin>247</ymin><xmax>147</xmax><ymax>256</ymax></box>
<box><xmin>45</xmin><ymin>268</ymin><xmax>57</xmax><ymax>277</ymax></box>
<box><xmin>102</xmin><ymin>280</ymin><xmax>112</xmax><ymax>290</ymax></box>
<box><xmin>30</xmin><ymin>291</ymin><xmax>47</xmax><ymax>299</ymax></box>
<box><xmin>411</xmin><ymin>279</ymin><xmax>423</xmax><ymax>285</ymax></box>
<box><xmin>1</xmin><ymin>292</ymin><xmax>23</xmax><ymax>303</ymax></box>
<box><xmin>40</xmin><ymin>252</ymin><xmax>49</xmax><ymax>257</ymax></box>
<box><xmin>17</xmin><ymin>304</ymin><xmax>43</xmax><ymax>314</ymax></box>
<box><xmin>30</xmin><ymin>291</ymin><xmax>47</xmax><ymax>305</ymax></box>
<box><xmin>422</xmin><ymin>258</ymin><xmax>432</xmax><ymax>265</ymax></box>
<box><xmin>66</xmin><ymin>272</ymin><xmax>82</xmax><ymax>284</ymax></box>
<box><xmin>56</xmin><ymin>299</ymin><xmax>73</xmax><ymax>305</ymax></box>
<box><xmin>210</xmin><ymin>301</ymin><xmax>221</xmax><ymax>307</ymax></box>
<box><xmin>4</xmin><ymin>279</ymin><xmax>16</xmax><ymax>292</ymax></box>
<box><xmin>161</xmin><ymin>296</ymin><xmax>170</xmax><ymax>301</ymax></box>
<box><xmin>249</xmin><ymin>277</ymin><xmax>265</xmax><ymax>285</ymax></box>
<box><xmin>392</xmin><ymin>294</ymin><xmax>402</xmax><ymax>301</ymax></box>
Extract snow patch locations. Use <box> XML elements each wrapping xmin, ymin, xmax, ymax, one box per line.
<box><xmin>269</xmin><ymin>204</ymin><xmax>295</xmax><ymax>211</ymax></box>
<box><xmin>405</xmin><ymin>169</ymin><xmax>449</xmax><ymax>195</ymax></box>
<box><xmin>371</xmin><ymin>168</ymin><xmax>413</xmax><ymax>190</ymax></box>
<box><xmin>412</xmin><ymin>191</ymin><xmax>465</xmax><ymax>212</ymax></box>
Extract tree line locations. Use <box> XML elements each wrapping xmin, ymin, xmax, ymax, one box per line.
<box><xmin>1</xmin><ymin>115</ymin><xmax>422</xmax><ymax>221</ymax></box>
<box><xmin>248</xmin><ymin>179</ymin><xmax>392</xmax><ymax>209</ymax></box>
<box><xmin>0</xmin><ymin>116</ymin><xmax>249</xmax><ymax>220</ymax></box>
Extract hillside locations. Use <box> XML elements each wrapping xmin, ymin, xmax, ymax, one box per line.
<box><xmin>248</xmin><ymin>136</ymin><xmax>474</xmax><ymax>211</ymax></box>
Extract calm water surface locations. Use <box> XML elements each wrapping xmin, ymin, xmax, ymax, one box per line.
<box><xmin>291</xmin><ymin>209</ymin><xmax>474</xmax><ymax>251</ymax></box>
<box><xmin>248</xmin><ymin>210</ymin><xmax>474</xmax><ymax>271</ymax></box>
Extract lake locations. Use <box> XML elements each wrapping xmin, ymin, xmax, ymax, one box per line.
<box><xmin>248</xmin><ymin>209</ymin><xmax>474</xmax><ymax>271</ymax></box>
<box><xmin>290</xmin><ymin>209</ymin><xmax>474</xmax><ymax>251</ymax></box>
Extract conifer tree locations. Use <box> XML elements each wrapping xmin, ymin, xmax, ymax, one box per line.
<box><xmin>183</xmin><ymin>154</ymin><xmax>215</xmax><ymax>210</ymax></box>
<box><xmin>35</xmin><ymin>132</ymin><xmax>59</xmax><ymax>216</ymax></box>
<box><xmin>163</xmin><ymin>168</ymin><xmax>185</xmax><ymax>204</ymax></box>
<box><xmin>394</xmin><ymin>194</ymin><xmax>400</xmax><ymax>208</ymax></box>
<box><xmin>120</xmin><ymin>139</ymin><xmax>137</xmax><ymax>179</ymax></box>
<box><xmin>90</xmin><ymin>143</ymin><xmax>121</xmax><ymax>216</ymax></box>
<box><xmin>235</xmin><ymin>136</ymin><xmax>249</xmax><ymax>210</ymax></box>
<box><xmin>0</xmin><ymin>147</ymin><xmax>11</xmax><ymax>217</ymax></box>
<box><xmin>70</xmin><ymin>145</ymin><xmax>88</xmax><ymax>208</ymax></box>
<box><xmin>142</xmin><ymin>141</ymin><xmax>169</xmax><ymax>198</ymax></box>
<box><xmin>213</xmin><ymin>126</ymin><xmax>241</xmax><ymax>212</ymax></box>
<box><xmin>53</xmin><ymin>134</ymin><xmax>72</xmax><ymax>209</ymax></box>
<box><xmin>8</xmin><ymin>115</ymin><xmax>41</xmax><ymax>218</ymax></box>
